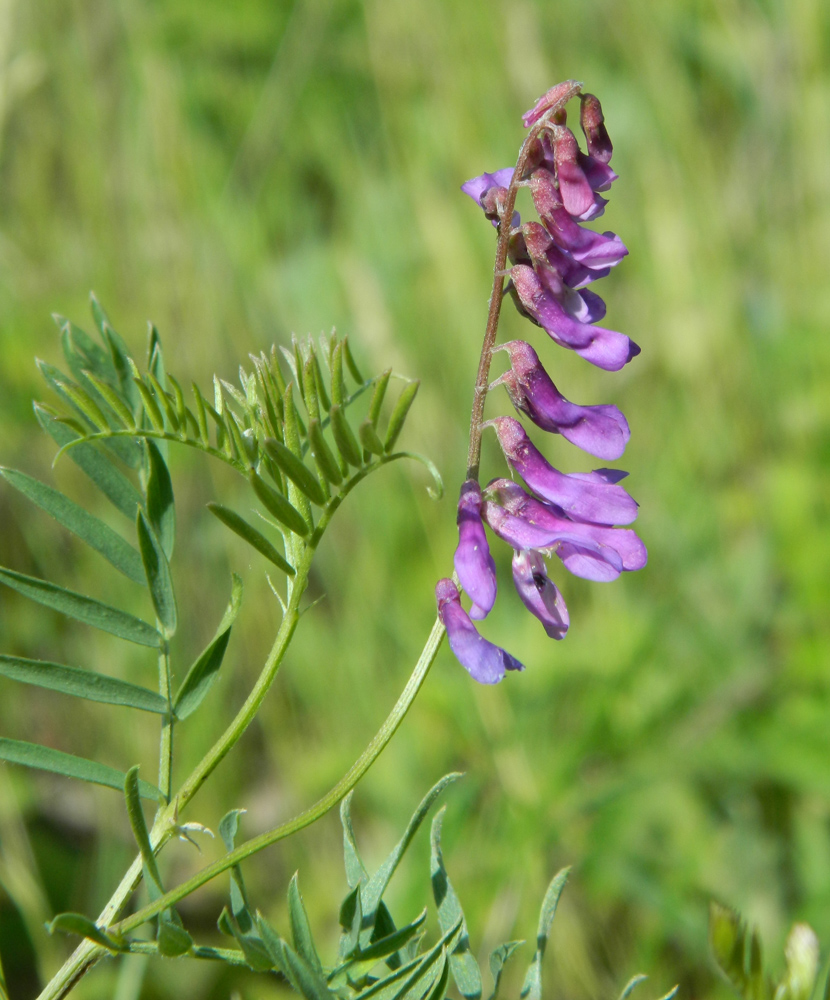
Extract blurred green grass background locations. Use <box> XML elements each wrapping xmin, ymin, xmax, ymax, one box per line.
<box><xmin>2</xmin><ymin>0</ymin><xmax>830</xmax><ymax>997</ymax></box>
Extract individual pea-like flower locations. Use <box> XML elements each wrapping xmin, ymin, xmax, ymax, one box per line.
<box><xmin>491</xmin><ymin>340</ymin><xmax>630</xmax><ymax>460</ymax></box>
<box><xmin>482</xmin><ymin>479</ymin><xmax>647</xmax><ymax>583</ymax></box>
<box><xmin>511</xmin><ymin>550</ymin><xmax>569</xmax><ymax>639</ymax></box>
<box><xmin>509</xmin><ymin>265</ymin><xmax>638</xmax><ymax>372</ymax></box>
<box><xmin>440</xmin><ymin>83</ymin><xmax>644</xmax><ymax>682</ymax></box>
<box><xmin>436</xmin><ymin>578</ymin><xmax>524</xmax><ymax>684</ymax></box>
<box><xmin>453</xmin><ymin>480</ymin><xmax>497</xmax><ymax>619</ymax></box>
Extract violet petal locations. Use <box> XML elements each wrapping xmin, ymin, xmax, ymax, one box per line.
<box><xmin>436</xmin><ymin>579</ymin><xmax>525</xmax><ymax>684</ymax></box>
<box><xmin>453</xmin><ymin>480</ymin><xmax>497</xmax><ymax>620</ymax></box>
<box><xmin>487</xmin><ymin>416</ymin><xmax>639</xmax><ymax>525</ymax></box>
<box><xmin>461</xmin><ymin>168</ymin><xmax>515</xmax><ymax>205</ymax></box>
<box><xmin>511</xmin><ymin>551</ymin><xmax>569</xmax><ymax>639</ymax></box>
<box><xmin>494</xmin><ymin>341</ymin><xmax>630</xmax><ymax>459</ymax></box>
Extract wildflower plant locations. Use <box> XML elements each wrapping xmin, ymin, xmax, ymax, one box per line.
<box><xmin>1</xmin><ymin>79</ymin><xmax>812</xmax><ymax>1000</ymax></box>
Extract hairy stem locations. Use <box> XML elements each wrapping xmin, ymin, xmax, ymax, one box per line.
<box><xmin>465</xmin><ymin>81</ymin><xmax>582</xmax><ymax>481</ymax></box>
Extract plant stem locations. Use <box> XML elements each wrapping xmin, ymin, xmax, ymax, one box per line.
<box><xmin>114</xmin><ymin>613</ymin><xmax>445</xmax><ymax>934</ymax></box>
<box><xmin>37</xmin><ymin>453</ymin><xmax>444</xmax><ymax>1000</ymax></box>
<box><xmin>465</xmin><ymin>81</ymin><xmax>582</xmax><ymax>482</ymax></box>
<box><xmin>157</xmin><ymin>642</ymin><xmax>173</xmax><ymax>803</ymax></box>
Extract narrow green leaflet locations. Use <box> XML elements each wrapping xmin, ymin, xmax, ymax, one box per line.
<box><xmin>354</xmin><ymin>918</ymin><xmax>463</xmax><ymax>1000</ymax></box>
<box><xmin>360</xmin><ymin>773</ymin><xmax>461</xmax><ymax>940</ymax></box>
<box><xmin>55</xmin><ymin>315</ymin><xmax>117</xmax><ymax>385</ymax></box>
<box><xmin>0</xmin><ymin>567</ymin><xmax>160</xmax><ymax>647</ymax></box>
<box><xmin>219</xmin><ymin>909</ymin><xmax>274</xmax><ymax>972</ymax></box>
<box><xmin>47</xmin><ymin>913</ymin><xmax>126</xmax><ymax>953</ymax></box>
<box><xmin>424</xmin><ymin>949</ymin><xmax>450</xmax><ymax>1000</ymax></box>
<box><xmin>263</xmin><ymin>437</ymin><xmax>327</xmax><ymax>507</ymax></box>
<box><xmin>488</xmin><ymin>942</ymin><xmax>524</xmax><ymax>1000</ymax></box>
<box><xmin>124</xmin><ymin>766</ymin><xmax>164</xmax><ymax>887</ymax></box>
<box><xmin>288</xmin><ymin>873</ymin><xmax>323</xmax><ymax>973</ymax></box>
<box><xmin>0</xmin><ymin>738</ymin><xmax>162</xmax><ymax>800</ymax></box>
<box><xmin>430</xmin><ymin>807</ymin><xmax>482</xmax><ymax>1000</ymax></box>
<box><xmin>332</xmin><ymin>911</ymin><xmax>428</xmax><ymax>985</ymax></box>
<box><xmin>0</xmin><ymin>467</ymin><xmax>144</xmax><ymax>584</ymax></box>
<box><xmin>136</xmin><ymin>510</ymin><xmax>177</xmax><ymax>638</ymax></box>
<box><xmin>339</xmin><ymin>887</ymin><xmax>362</xmax><ymax>959</ymax></box>
<box><xmin>146</xmin><ymin>440</ymin><xmax>175</xmax><ymax>559</ymax></box>
<box><xmin>207</xmin><ymin>503</ymin><xmax>295</xmax><ymax>576</ymax></box>
<box><xmin>35</xmin><ymin>404</ymin><xmax>143</xmax><ymax>520</ymax></box>
<box><xmin>281</xmin><ymin>942</ymin><xmax>336</xmax><ymax>1000</ymax></box>
<box><xmin>0</xmin><ymin>654</ymin><xmax>166</xmax><ymax>713</ymax></box>
<box><xmin>340</xmin><ymin>791</ymin><xmax>369</xmax><ymax>889</ymax></box>
<box><xmin>519</xmin><ymin>867</ymin><xmax>570</xmax><ymax>1000</ymax></box>
<box><xmin>384</xmin><ymin>380</ymin><xmax>419</xmax><ymax>452</ymax></box>
<box><xmin>619</xmin><ymin>975</ymin><xmax>649</xmax><ymax>1000</ymax></box>
<box><xmin>250</xmin><ymin>472</ymin><xmax>309</xmax><ymax>537</ymax></box>
<box><xmin>174</xmin><ymin>574</ymin><xmax>242</xmax><ymax>719</ymax></box>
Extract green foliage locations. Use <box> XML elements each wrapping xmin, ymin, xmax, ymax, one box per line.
<box><xmin>710</xmin><ymin>905</ymin><xmax>821</xmax><ymax>1000</ymax></box>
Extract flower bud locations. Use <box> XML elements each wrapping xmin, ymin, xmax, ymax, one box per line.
<box><xmin>579</xmin><ymin>93</ymin><xmax>613</xmax><ymax>163</ymax></box>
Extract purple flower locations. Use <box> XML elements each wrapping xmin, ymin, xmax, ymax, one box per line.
<box><xmin>551</xmin><ymin>126</ymin><xmax>600</xmax><ymax>220</ymax></box>
<box><xmin>436</xmin><ymin>579</ymin><xmax>525</xmax><ymax>684</ymax></box>
<box><xmin>512</xmin><ymin>550</ymin><xmax>569</xmax><ymax>639</ymax></box>
<box><xmin>510</xmin><ymin>264</ymin><xmax>639</xmax><ymax>372</ymax></box>
<box><xmin>579</xmin><ymin>93</ymin><xmax>613</xmax><ymax>164</ymax></box>
<box><xmin>453</xmin><ymin>480</ymin><xmax>497</xmax><ymax>619</ymax></box>
<box><xmin>519</xmin><ymin>222</ymin><xmax>610</xmax><ymax>290</ymax></box>
<box><xmin>461</xmin><ymin>169</ymin><xmax>519</xmax><ymax>228</ymax></box>
<box><xmin>483</xmin><ymin>479</ymin><xmax>647</xmax><ymax>582</ymax></box>
<box><xmin>485</xmin><ymin>416</ymin><xmax>639</xmax><ymax>525</ymax></box>
<box><xmin>530</xmin><ymin>171</ymin><xmax>627</xmax><ymax>268</ymax></box>
<box><xmin>491</xmin><ymin>341</ymin><xmax>630</xmax><ymax>460</ymax></box>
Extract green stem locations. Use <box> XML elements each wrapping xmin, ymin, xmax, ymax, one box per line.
<box><xmin>36</xmin><ymin>452</ymin><xmax>442</xmax><ymax>1000</ymax></box>
<box><xmin>125</xmin><ymin>941</ymin><xmax>248</xmax><ymax>966</ymax></box>
<box><xmin>464</xmin><ymin>80</ymin><xmax>582</xmax><ymax>481</ymax></box>
<box><xmin>157</xmin><ymin>642</ymin><xmax>173</xmax><ymax>803</ymax></box>
<box><xmin>114</xmin><ymin>613</ymin><xmax>445</xmax><ymax>935</ymax></box>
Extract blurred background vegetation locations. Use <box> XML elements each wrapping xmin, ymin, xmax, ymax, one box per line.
<box><xmin>1</xmin><ymin>0</ymin><xmax>830</xmax><ymax>997</ymax></box>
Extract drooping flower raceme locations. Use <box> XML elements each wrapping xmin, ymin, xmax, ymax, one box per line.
<box><xmin>437</xmin><ymin>84</ymin><xmax>646</xmax><ymax>683</ymax></box>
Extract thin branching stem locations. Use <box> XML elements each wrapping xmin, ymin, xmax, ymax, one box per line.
<box><xmin>156</xmin><ymin>641</ymin><xmax>174</xmax><ymax>803</ymax></box>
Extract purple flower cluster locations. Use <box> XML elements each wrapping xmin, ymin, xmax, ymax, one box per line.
<box><xmin>437</xmin><ymin>87</ymin><xmax>646</xmax><ymax>684</ymax></box>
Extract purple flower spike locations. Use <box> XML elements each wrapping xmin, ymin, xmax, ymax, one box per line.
<box><xmin>493</xmin><ymin>340</ymin><xmax>630</xmax><ymax>460</ymax></box>
<box><xmin>486</xmin><ymin>416</ymin><xmax>639</xmax><ymax>525</ymax></box>
<box><xmin>511</xmin><ymin>551</ymin><xmax>569</xmax><ymax>639</ymax></box>
<box><xmin>436</xmin><ymin>579</ymin><xmax>525</xmax><ymax>684</ymax></box>
<box><xmin>510</xmin><ymin>265</ymin><xmax>637</xmax><ymax>372</ymax></box>
<box><xmin>454</xmin><ymin>480</ymin><xmax>497</xmax><ymax>619</ymax></box>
